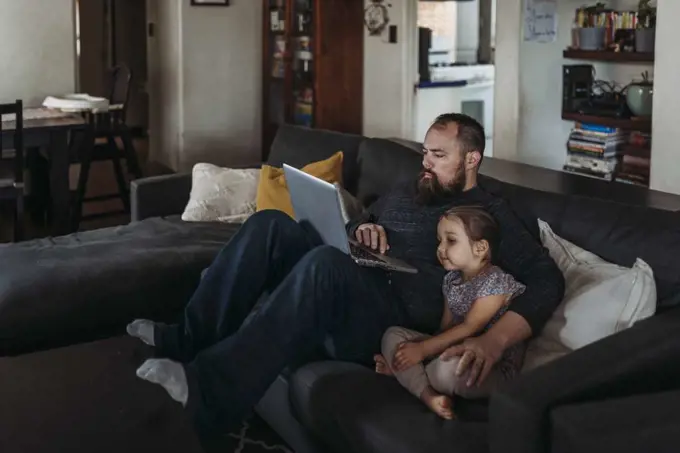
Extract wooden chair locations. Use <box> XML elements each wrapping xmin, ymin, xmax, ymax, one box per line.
<box><xmin>0</xmin><ymin>100</ymin><xmax>25</xmax><ymax>241</ymax></box>
<box><xmin>71</xmin><ymin>64</ymin><xmax>143</xmax><ymax>230</ymax></box>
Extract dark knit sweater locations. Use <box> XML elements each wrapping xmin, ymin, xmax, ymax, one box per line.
<box><xmin>346</xmin><ymin>181</ymin><xmax>565</xmax><ymax>335</ymax></box>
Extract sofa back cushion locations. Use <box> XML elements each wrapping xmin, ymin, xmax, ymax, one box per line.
<box><xmin>355</xmin><ymin>138</ymin><xmax>422</xmax><ymax>206</ymax></box>
<box><xmin>480</xmin><ymin>175</ymin><xmax>680</xmax><ymax>311</ymax></box>
<box><xmin>267</xmin><ymin>125</ymin><xmax>364</xmax><ymax>194</ymax></box>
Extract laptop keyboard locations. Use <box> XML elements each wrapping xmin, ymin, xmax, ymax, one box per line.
<box><xmin>350</xmin><ymin>243</ymin><xmax>383</xmax><ymax>262</ymax></box>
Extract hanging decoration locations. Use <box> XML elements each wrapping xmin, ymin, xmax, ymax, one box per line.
<box><xmin>365</xmin><ymin>0</ymin><xmax>390</xmax><ymax>36</ymax></box>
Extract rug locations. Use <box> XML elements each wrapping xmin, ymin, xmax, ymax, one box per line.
<box><xmin>224</xmin><ymin>415</ymin><xmax>293</xmax><ymax>453</ymax></box>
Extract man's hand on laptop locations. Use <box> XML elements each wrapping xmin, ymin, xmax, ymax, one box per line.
<box><xmin>356</xmin><ymin>223</ymin><xmax>390</xmax><ymax>254</ymax></box>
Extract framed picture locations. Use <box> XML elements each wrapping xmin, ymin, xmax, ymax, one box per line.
<box><xmin>191</xmin><ymin>0</ymin><xmax>229</xmax><ymax>5</ymax></box>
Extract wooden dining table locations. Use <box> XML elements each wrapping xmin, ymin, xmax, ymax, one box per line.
<box><xmin>1</xmin><ymin>110</ymin><xmax>86</xmax><ymax>236</ymax></box>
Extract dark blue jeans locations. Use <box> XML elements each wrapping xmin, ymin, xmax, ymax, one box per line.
<box><xmin>155</xmin><ymin>210</ymin><xmax>402</xmax><ymax>447</ymax></box>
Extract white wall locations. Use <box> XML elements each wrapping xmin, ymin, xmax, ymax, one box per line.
<box><xmin>492</xmin><ymin>0</ymin><xmax>521</xmax><ymax>162</ymax></box>
<box><xmin>147</xmin><ymin>0</ymin><xmax>183</xmax><ymax>171</ymax></box>
<box><xmin>363</xmin><ymin>0</ymin><xmax>417</xmax><ymax>139</ymax></box>
<box><xmin>650</xmin><ymin>0</ymin><xmax>680</xmax><ymax>194</ymax></box>
<box><xmin>180</xmin><ymin>0</ymin><xmax>262</xmax><ymax>170</ymax></box>
<box><xmin>148</xmin><ymin>0</ymin><xmax>262</xmax><ymax>172</ymax></box>
<box><xmin>0</xmin><ymin>0</ymin><xmax>75</xmax><ymax>105</ymax></box>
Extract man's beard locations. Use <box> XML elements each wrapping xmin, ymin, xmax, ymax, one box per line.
<box><xmin>415</xmin><ymin>167</ymin><xmax>466</xmax><ymax>205</ymax></box>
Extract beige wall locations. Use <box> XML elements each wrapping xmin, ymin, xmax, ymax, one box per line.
<box><xmin>0</xmin><ymin>0</ymin><xmax>76</xmax><ymax>105</ymax></box>
<box><xmin>147</xmin><ymin>0</ymin><xmax>183</xmax><ymax>171</ymax></box>
<box><xmin>179</xmin><ymin>0</ymin><xmax>262</xmax><ymax>170</ymax></box>
<box><xmin>148</xmin><ymin>0</ymin><xmax>262</xmax><ymax>172</ymax></box>
<box><xmin>363</xmin><ymin>0</ymin><xmax>417</xmax><ymax>139</ymax></box>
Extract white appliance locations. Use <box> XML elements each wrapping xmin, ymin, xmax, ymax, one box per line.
<box><xmin>414</xmin><ymin>65</ymin><xmax>495</xmax><ymax>157</ymax></box>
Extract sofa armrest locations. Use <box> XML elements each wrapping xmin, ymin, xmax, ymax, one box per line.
<box><xmin>130</xmin><ymin>173</ymin><xmax>192</xmax><ymax>221</ymax></box>
<box><xmin>489</xmin><ymin>306</ymin><xmax>680</xmax><ymax>453</ymax></box>
<box><xmin>550</xmin><ymin>390</ymin><xmax>680</xmax><ymax>453</ymax></box>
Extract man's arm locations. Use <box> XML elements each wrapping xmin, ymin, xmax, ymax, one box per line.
<box><xmin>487</xmin><ymin>197</ymin><xmax>565</xmax><ymax>336</ymax></box>
<box><xmin>345</xmin><ymin>194</ymin><xmax>386</xmax><ymax>239</ymax></box>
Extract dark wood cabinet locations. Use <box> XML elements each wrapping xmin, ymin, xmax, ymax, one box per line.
<box><xmin>262</xmin><ymin>0</ymin><xmax>364</xmax><ymax>159</ymax></box>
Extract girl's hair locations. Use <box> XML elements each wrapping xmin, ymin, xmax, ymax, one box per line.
<box><xmin>442</xmin><ymin>205</ymin><xmax>500</xmax><ymax>260</ymax></box>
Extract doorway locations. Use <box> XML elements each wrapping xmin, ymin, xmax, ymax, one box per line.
<box><xmin>73</xmin><ymin>0</ymin><xmax>150</xmax><ymax>228</ymax></box>
<box><xmin>411</xmin><ymin>0</ymin><xmax>496</xmax><ymax>157</ymax></box>
<box><xmin>76</xmin><ymin>0</ymin><xmax>149</xmax><ymax>137</ymax></box>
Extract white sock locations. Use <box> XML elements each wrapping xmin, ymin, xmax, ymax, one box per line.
<box><xmin>126</xmin><ymin>319</ymin><xmax>156</xmax><ymax>346</ymax></box>
<box><xmin>136</xmin><ymin>358</ymin><xmax>188</xmax><ymax>406</ymax></box>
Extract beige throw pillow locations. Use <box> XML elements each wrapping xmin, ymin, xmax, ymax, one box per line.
<box><xmin>522</xmin><ymin>219</ymin><xmax>657</xmax><ymax>372</ymax></box>
<box><xmin>182</xmin><ymin>163</ymin><xmax>260</xmax><ymax>223</ymax></box>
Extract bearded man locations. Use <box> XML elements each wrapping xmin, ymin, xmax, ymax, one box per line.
<box><xmin>127</xmin><ymin>113</ymin><xmax>564</xmax><ymax>448</ymax></box>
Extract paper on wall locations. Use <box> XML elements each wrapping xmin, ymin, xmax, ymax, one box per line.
<box><xmin>524</xmin><ymin>0</ymin><xmax>558</xmax><ymax>43</ymax></box>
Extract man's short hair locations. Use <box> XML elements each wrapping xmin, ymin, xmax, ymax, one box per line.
<box><xmin>430</xmin><ymin>113</ymin><xmax>486</xmax><ymax>160</ymax></box>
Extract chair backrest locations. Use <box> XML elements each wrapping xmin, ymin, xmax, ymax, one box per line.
<box><xmin>0</xmin><ymin>100</ymin><xmax>24</xmax><ymax>184</ymax></box>
<box><xmin>108</xmin><ymin>64</ymin><xmax>132</xmax><ymax>120</ymax></box>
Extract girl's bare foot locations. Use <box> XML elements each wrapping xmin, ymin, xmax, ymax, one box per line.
<box><xmin>374</xmin><ymin>354</ymin><xmax>393</xmax><ymax>376</ymax></box>
<box><xmin>420</xmin><ymin>386</ymin><xmax>455</xmax><ymax>420</ymax></box>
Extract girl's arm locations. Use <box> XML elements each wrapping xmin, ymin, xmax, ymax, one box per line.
<box><xmin>422</xmin><ymin>294</ymin><xmax>508</xmax><ymax>358</ymax></box>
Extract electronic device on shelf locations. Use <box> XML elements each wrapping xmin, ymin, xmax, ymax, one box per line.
<box><xmin>562</xmin><ymin>64</ymin><xmax>594</xmax><ymax>114</ymax></box>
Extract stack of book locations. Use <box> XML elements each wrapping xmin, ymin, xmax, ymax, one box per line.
<box><xmin>616</xmin><ymin>131</ymin><xmax>651</xmax><ymax>186</ymax></box>
<box><xmin>563</xmin><ymin>123</ymin><xmax>626</xmax><ymax>181</ymax></box>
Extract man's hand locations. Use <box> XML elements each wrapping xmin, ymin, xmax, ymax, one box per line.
<box><xmin>441</xmin><ymin>311</ymin><xmax>532</xmax><ymax>387</ymax></box>
<box><xmin>441</xmin><ymin>333</ymin><xmax>505</xmax><ymax>388</ymax></box>
<box><xmin>392</xmin><ymin>341</ymin><xmax>426</xmax><ymax>371</ymax></box>
<box><xmin>355</xmin><ymin>223</ymin><xmax>389</xmax><ymax>254</ymax></box>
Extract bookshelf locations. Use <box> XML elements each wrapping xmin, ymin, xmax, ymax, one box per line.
<box><xmin>561</xmin><ymin>113</ymin><xmax>652</xmax><ymax>132</ymax></box>
<box><xmin>563</xmin><ymin>49</ymin><xmax>654</xmax><ymax>63</ymax></box>
<box><xmin>262</xmin><ymin>0</ymin><xmax>364</xmax><ymax>160</ymax></box>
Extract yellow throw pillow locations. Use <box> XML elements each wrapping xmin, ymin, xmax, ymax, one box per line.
<box><xmin>256</xmin><ymin>151</ymin><xmax>344</xmax><ymax>217</ymax></box>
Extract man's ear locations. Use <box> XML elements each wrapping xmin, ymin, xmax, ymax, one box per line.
<box><xmin>465</xmin><ymin>151</ymin><xmax>481</xmax><ymax>170</ymax></box>
<box><xmin>474</xmin><ymin>239</ymin><xmax>489</xmax><ymax>258</ymax></box>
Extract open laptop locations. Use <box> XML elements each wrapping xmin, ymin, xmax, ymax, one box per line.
<box><xmin>283</xmin><ymin>164</ymin><xmax>418</xmax><ymax>274</ymax></box>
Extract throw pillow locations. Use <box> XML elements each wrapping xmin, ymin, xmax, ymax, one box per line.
<box><xmin>181</xmin><ymin>163</ymin><xmax>260</xmax><ymax>223</ymax></box>
<box><xmin>256</xmin><ymin>151</ymin><xmax>344</xmax><ymax>217</ymax></box>
<box><xmin>522</xmin><ymin>219</ymin><xmax>657</xmax><ymax>371</ymax></box>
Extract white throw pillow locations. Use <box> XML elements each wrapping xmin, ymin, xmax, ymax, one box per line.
<box><xmin>181</xmin><ymin>163</ymin><xmax>260</xmax><ymax>223</ymax></box>
<box><xmin>522</xmin><ymin>219</ymin><xmax>657</xmax><ymax>372</ymax></box>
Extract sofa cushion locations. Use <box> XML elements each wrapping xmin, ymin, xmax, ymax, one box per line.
<box><xmin>355</xmin><ymin>138</ymin><xmax>422</xmax><ymax>207</ymax></box>
<box><xmin>181</xmin><ymin>164</ymin><xmax>260</xmax><ymax>224</ymax></box>
<box><xmin>267</xmin><ymin>125</ymin><xmax>364</xmax><ymax>195</ymax></box>
<box><xmin>0</xmin><ymin>217</ymin><xmax>238</xmax><ymax>356</ymax></box>
<box><xmin>478</xmin><ymin>176</ymin><xmax>680</xmax><ymax>312</ymax></box>
<box><xmin>289</xmin><ymin>361</ymin><xmax>489</xmax><ymax>453</ymax></box>
<box><xmin>256</xmin><ymin>151</ymin><xmax>344</xmax><ymax>217</ymax></box>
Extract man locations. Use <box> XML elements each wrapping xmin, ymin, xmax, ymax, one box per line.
<box><xmin>128</xmin><ymin>113</ymin><xmax>564</xmax><ymax>449</ymax></box>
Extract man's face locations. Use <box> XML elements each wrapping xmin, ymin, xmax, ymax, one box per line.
<box><xmin>417</xmin><ymin>125</ymin><xmax>467</xmax><ymax>204</ymax></box>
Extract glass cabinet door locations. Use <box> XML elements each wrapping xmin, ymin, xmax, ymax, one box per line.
<box><xmin>291</xmin><ymin>0</ymin><xmax>314</xmax><ymax>127</ymax></box>
<box><xmin>266</xmin><ymin>0</ymin><xmax>288</xmax><ymax>125</ymax></box>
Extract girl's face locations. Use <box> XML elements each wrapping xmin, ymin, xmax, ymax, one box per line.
<box><xmin>436</xmin><ymin>216</ymin><xmax>485</xmax><ymax>272</ymax></box>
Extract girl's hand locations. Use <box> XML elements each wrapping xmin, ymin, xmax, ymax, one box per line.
<box><xmin>393</xmin><ymin>341</ymin><xmax>426</xmax><ymax>371</ymax></box>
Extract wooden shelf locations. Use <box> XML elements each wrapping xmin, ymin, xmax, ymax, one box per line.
<box><xmin>562</xmin><ymin>112</ymin><xmax>652</xmax><ymax>132</ymax></box>
<box><xmin>620</xmin><ymin>145</ymin><xmax>651</xmax><ymax>158</ymax></box>
<box><xmin>563</xmin><ymin>49</ymin><xmax>654</xmax><ymax>63</ymax></box>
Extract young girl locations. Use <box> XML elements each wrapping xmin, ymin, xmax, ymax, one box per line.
<box><xmin>374</xmin><ymin>205</ymin><xmax>526</xmax><ymax>420</ymax></box>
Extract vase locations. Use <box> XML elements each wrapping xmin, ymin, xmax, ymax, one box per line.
<box><xmin>578</xmin><ymin>27</ymin><xmax>606</xmax><ymax>50</ymax></box>
<box><xmin>635</xmin><ymin>28</ymin><xmax>656</xmax><ymax>53</ymax></box>
<box><xmin>627</xmin><ymin>82</ymin><xmax>654</xmax><ymax>117</ymax></box>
